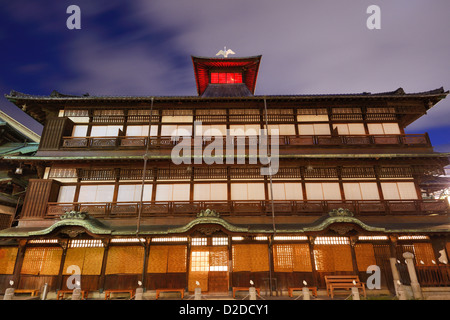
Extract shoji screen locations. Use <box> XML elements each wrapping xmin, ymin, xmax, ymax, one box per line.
<box><xmin>305</xmin><ymin>183</ymin><xmax>341</xmax><ymax>200</ymax></box>
<box><xmin>367</xmin><ymin>123</ymin><xmax>401</xmax><ymax>135</ymax></box>
<box><xmin>270</xmin><ymin>183</ymin><xmax>303</xmax><ymax>200</ymax></box>
<box><xmin>155</xmin><ymin>184</ymin><xmax>190</xmax><ymax>201</ymax></box>
<box><xmin>78</xmin><ymin>185</ymin><xmax>115</xmax><ymax>202</ymax></box>
<box><xmin>381</xmin><ymin>182</ymin><xmax>418</xmax><ymax>200</ymax></box>
<box><xmin>117</xmin><ymin>184</ymin><xmax>153</xmax><ymax>202</ymax></box>
<box><xmin>343</xmin><ymin>183</ymin><xmax>380</xmax><ymax>200</ymax></box>
<box><xmin>231</xmin><ymin>183</ymin><xmax>265</xmax><ymax>200</ymax></box>
<box><xmin>193</xmin><ymin>183</ymin><xmax>227</xmax><ymax>201</ymax></box>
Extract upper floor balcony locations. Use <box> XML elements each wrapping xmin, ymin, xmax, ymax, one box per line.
<box><xmin>45</xmin><ymin>198</ymin><xmax>449</xmax><ymax>219</ymax></box>
<box><xmin>59</xmin><ymin>133</ymin><xmax>432</xmax><ymax>150</ymax></box>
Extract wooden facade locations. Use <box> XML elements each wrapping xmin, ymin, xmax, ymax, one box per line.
<box><xmin>0</xmin><ymin>54</ymin><xmax>449</xmax><ymax>297</ymax></box>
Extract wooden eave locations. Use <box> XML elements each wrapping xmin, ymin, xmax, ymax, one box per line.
<box><xmin>5</xmin><ymin>87</ymin><xmax>448</xmax><ymax>125</ymax></box>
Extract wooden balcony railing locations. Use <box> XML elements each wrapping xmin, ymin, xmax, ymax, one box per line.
<box><xmin>45</xmin><ymin>199</ymin><xmax>448</xmax><ymax>219</ymax></box>
<box><xmin>61</xmin><ymin>133</ymin><xmax>432</xmax><ymax>149</ymax></box>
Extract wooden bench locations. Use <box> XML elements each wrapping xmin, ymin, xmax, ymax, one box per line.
<box><xmin>57</xmin><ymin>290</ymin><xmax>89</xmax><ymax>300</ymax></box>
<box><xmin>155</xmin><ymin>288</ymin><xmax>185</xmax><ymax>299</ymax></box>
<box><xmin>14</xmin><ymin>289</ymin><xmax>39</xmax><ymax>297</ymax></box>
<box><xmin>104</xmin><ymin>289</ymin><xmax>135</xmax><ymax>300</ymax></box>
<box><xmin>324</xmin><ymin>275</ymin><xmax>366</xmax><ymax>299</ymax></box>
<box><xmin>232</xmin><ymin>287</ymin><xmax>261</xmax><ymax>299</ymax></box>
<box><xmin>288</xmin><ymin>287</ymin><xmax>318</xmax><ymax>298</ymax></box>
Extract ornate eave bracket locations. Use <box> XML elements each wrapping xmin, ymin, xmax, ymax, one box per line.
<box><xmin>168</xmin><ymin>209</ymin><xmax>249</xmax><ymax>234</ymax></box>
<box><xmin>28</xmin><ymin>211</ymin><xmax>113</xmax><ymax>236</ymax></box>
<box><xmin>303</xmin><ymin>208</ymin><xmax>386</xmax><ymax>233</ymax></box>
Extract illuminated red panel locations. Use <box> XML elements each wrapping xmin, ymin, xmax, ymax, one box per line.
<box><xmin>192</xmin><ymin>55</ymin><xmax>261</xmax><ymax>95</ymax></box>
<box><xmin>211</xmin><ymin>73</ymin><xmax>219</xmax><ymax>83</ymax></box>
<box><xmin>218</xmin><ymin>73</ymin><xmax>227</xmax><ymax>83</ymax></box>
<box><xmin>226</xmin><ymin>73</ymin><xmax>234</xmax><ymax>83</ymax></box>
<box><xmin>210</xmin><ymin>73</ymin><xmax>243</xmax><ymax>84</ymax></box>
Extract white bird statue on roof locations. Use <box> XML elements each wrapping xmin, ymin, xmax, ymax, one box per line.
<box><xmin>216</xmin><ymin>46</ymin><xmax>235</xmax><ymax>58</ymax></box>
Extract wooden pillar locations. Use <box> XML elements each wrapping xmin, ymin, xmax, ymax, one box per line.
<box><xmin>307</xmin><ymin>236</ymin><xmax>318</xmax><ymax>288</ymax></box>
<box><xmin>228</xmin><ymin>235</ymin><xmax>233</xmax><ymax>291</ymax></box>
<box><xmin>12</xmin><ymin>240</ymin><xmax>27</xmax><ymax>288</ymax></box>
<box><xmin>98</xmin><ymin>239</ymin><xmax>110</xmax><ymax>293</ymax></box>
<box><xmin>141</xmin><ymin>239</ymin><xmax>150</xmax><ymax>291</ymax></box>
<box><xmin>186</xmin><ymin>236</ymin><xmax>192</xmax><ymax>291</ymax></box>
<box><xmin>349</xmin><ymin>236</ymin><xmax>360</xmax><ymax>275</ymax></box>
<box><xmin>267</xmin><ymin>235</ymin><xmax>275</xmax><ymax>296</ymax></box>
<box><xmin>56</xmin><ymin>239</ymin><xmax>69</xmax><ymax>290</ymax></box>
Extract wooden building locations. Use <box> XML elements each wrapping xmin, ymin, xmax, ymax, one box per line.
<box><xmin>0</xmin><ymin>53</ymin><xmax>449</xmax><ymax>296</ymax></box>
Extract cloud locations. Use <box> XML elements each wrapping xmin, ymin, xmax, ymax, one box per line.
<box><xmin>3</xmin><ymin>0</ymin><xmax>449</xmax><ymax>137</ymax></box>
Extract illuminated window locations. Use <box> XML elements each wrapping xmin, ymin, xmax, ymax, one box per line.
<box><xmin>69</xmin><ymin>239</ymin><xmax>104</xmax><ymax>248</ymax></box>
<box><xmin>314</xmin><ymin>237</ymin><xmax>349</xmax><ymax>245</ymax></box>
<box><xmin>358</xmin><ymin>236</ymin><xmax>388</xmax><ymax>241</ymax></box>
<box><xmin>191</xmin><ymin>251</ymin><xmax>209</xmax><ymax>271</ymax></box>
<box><xmin>212</xmin><ymin>237</ymin><xmax>228</xmax><ymax>246</ymax></box>
<box><xmin>191</xmin><ymin>238</ymin><xmax>208</xmax><ymax>246</ymax></box>
<box><xmin>210</xmin><ymin>72</ymin><xmax>243</xmax><ymax>84</ymax></box>
<box><xmin>151</xmin><ymin>237</ymin><xmax>188</xmax><ymax>243</ymax></box>
<box><xmin>398</xmin><ymin>235</ymin><xmax>429</xmax><ymax>240</ymax></box>
<box><xmin>274</xmin><ymin>236</ymin><xmax>308</xmax><ymax>241</ymax></box>
<box><xmin>110</xmin><ymin>238</ymin><xmax>145</xmax><ymax>243</ymax></box>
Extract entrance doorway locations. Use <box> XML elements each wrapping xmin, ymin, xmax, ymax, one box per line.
<box><xmin>188</xmin><ymin>238</ymin><xmax>229</xmax><ymax>293</ymax></box>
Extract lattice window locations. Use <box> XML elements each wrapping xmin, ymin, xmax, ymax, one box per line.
<box><xmin>274</xmin><ymin>236</ymin><xmax>308</xmax><ymax>241</ymax></box>
<box><xmin>127</xmin><ymin>109</ymin><xmax>159</xmax><ymax>122</ymax></box>
<box><xmin>358</xmin><ymin>236</ymin><xmax>388</xmax><ymax>241</ymax></box>
<box><xmin>192</xmin><ymin>238</ymin><xmax>208</xmax><ymax>246</ymax></box>
<box><xmin>378</xmin><ymin>167</ymin><xmax>413</xmax><ymax>178</ymax></box>
<box><xmin>366</xmin><ymin>107</ymin><xmax>396</xmax><ymax>121</ymax></box>
<box><xmin>157</xmin><ymin>168</ymin><xmax>191</xmax><ymax>180</ymax></box>
<box><xmin>195</xmin><ymin>109</ymin><xmax>227</xmax><ymax>122</ymax></box>
<box><xmin>92</xmin><ymin>109</ymin><xmax>125</xmax><ymax>122</ymax></box>
<box><xmin>398</xmin><ymin>235</ymin><xmax>429</xmax><ymax>240</ymax></box>
<box><xmin>314</xmin><ymin>237</ymin><xmax>350</xmax><ymax>245</ymax></box>
<box><xmin>341</xmin><ymin>167</ymin><xmax>376</xmax><ymax>179</ymax></box>
<box><xmin>297</xmin><ymin>108</ymin><xmax>328</xmax><ymax>115</ymax></box>
<box><xmin>303</xmin><ymin>167</ymin><xmax>338</xmax><ymax>179</ymax></box>
<box><xmin>49</xmin><ymin>168</ymin><xmax>77</xmax><ymax>179</ymax></box>
<box><xmin>119</xmin><ymin>168</ymin><xmax>154</xmax><ymax>180</ymax></box>
<box><xmin>151</xmin><ymin>237</ymin><xmax>188</xmax><ymax>243</ymax></box>
<box><xmin>190</xmin><ymin>250</ymin><xmax>209</xmax><ymax>271</ymax></box>
<box><xmin>263</xmin><ymin>109</ymin><xmax>294</xmax><ymax>122</ymax></box>
<box><xmin>110</xmin><ymin>238</ymin><xmax>145</xmax><ymax>243</ymax></box>
<box><xmin>28</xmin><ymin>239</ymin><xmax>59</xmax><ymax>244</ymax></box>
<box><xmin>69</xmin><ymin>239</ymin><xmax>104</xmax><ymax>248</ymax></box>
<box><xmin>229</xmin><ymin>109</ymin><xmax>260</xmax><ymax>122</ymax></box>
<box><xmin>273</xmin><ymin>244</ymin><xmax>312</xmax><ymax>272</ymax></box>
<box><xmin>79</xmin><ymin>168</ymin><xmax>116</xmax><ymax>181</ymax></box>
<box><xmin>193</xmin><ymin>168</ymin><xmax>228</xmax><ymax>180</ymax></box>
<box><xmin>212</xmin><ymin>237</ymin><xmax>228</xmax><ymax>246</ymax></box>
<box><xmin>21</xmin><ymin>247</ymin><xmax>63</xmax><ymax>275</ymax></box>
<box><xmin>64</xmin><ymin>109</ymin><xmax>89</xmax><ymax>117</ymax></box>
<box><xmin>272</xmin><ymin>167</ymin><xmax>302</xmax><ymax>179</ymax></box>
<box><xmin>331</xmin><ymin>107</ymin><xmax>363</xmax><ymax>120</ymax></box>
<box><xmin>229</xmin><ymin>167</ymin><xmax>264</xmax><ymax>179</ymax></box>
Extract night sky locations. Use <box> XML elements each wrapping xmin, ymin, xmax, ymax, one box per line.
<box><xmin>1</xmin><ymin>0</ymin><xmax>449</xmax><ymax>150</ymax></box>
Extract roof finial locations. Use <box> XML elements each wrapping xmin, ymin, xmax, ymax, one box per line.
<box><xmin>216</xmin><ymin>46</ymin><xmax>235</xmax><ymax>58</ymax></box>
